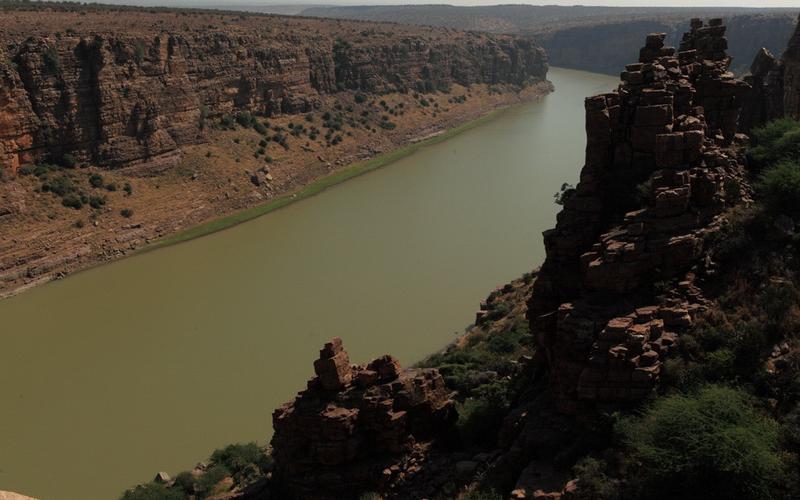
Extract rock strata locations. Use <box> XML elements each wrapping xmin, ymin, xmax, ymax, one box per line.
<box><xmin>0</xmin><ymin>9</ymin><xmax>547</xmax><ymax>175</ymax></box>
<box><xmin>270</xmin><ymin>338</ymin><xmax>457</xmax><ymax>499</ymax></box>
<box><xmin>527</xmin><ymin>19</ymin><xmax>751</xmax><ymax>414</ymax></box>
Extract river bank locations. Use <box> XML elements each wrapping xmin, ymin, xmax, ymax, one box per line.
<box><xmin>0</xmin><ymin>81</ymin><xmax>552</xmax><ymax>300</ymax></box>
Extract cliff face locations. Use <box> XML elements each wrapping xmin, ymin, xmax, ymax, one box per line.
<box><xmin>741</xmin><ymin>14</ymin><xmax>800</xmax><ymax>131</ymax></box>
<box><xmin>784</xmin><ymin>15</ymin><xmax>800</xmax><ymax>118</ymax></box>
<box><xmin>0</xmin><ymin>10</ymin><xmax>547</xmax><ymax>175</ymax></box>
<box><xmin>538</xmin><ymin>14</ymin><xmax>798</xmax><ymax>76</ymax></box>
<box><xmin>526</xmin><ymin>19</ymin><xmax>752</xmax><ymax>415</ymax></box>
<box><xmin>302</xmin><ymin>4</ymin><xmax>799</xmax><ymax>77</ymax></box>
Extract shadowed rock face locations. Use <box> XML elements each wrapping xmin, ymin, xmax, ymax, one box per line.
<box><xmin>784</xmin><ymin>15</ymin><xmax>800</xmax><ymax>119</ymax></box>
<box><xmin>270</xmin><ymin>338</ymin><xmax>457</xmax><ymax>500</ymax></box>
<box><xmin>0</xmin><ymin>10</ymin><xmax>547</xmax><ymax>175</ymax></box>
<box><xmin>527</xmin><ymin>19</ymin><xmax>751</xmax><ymax>415</ymax></box>
<box><xmin>741</xmin><ymin>14</ymin><xmax>800</xmax><ymax>131</ymax></box>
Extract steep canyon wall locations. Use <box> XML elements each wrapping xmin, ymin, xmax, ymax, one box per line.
<box><xmin>0</xmin><ymin>9</ymin><xmax>548</xmax><ymax>175</ymax></box>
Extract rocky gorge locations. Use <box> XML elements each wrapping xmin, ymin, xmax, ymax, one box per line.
<box><xmin>5</xmin><ymin>3</ymin><xmax>800</xmax><ymax>499</ymax></box>
<box><xmin>0</xmin><ymin>2</ymin><xmax>550</xmax><ymax>298</ymax></box>
<box><xmin>121</xmin><ymin>14</ymin><xmax>800</xmax><ymax>500</ymax></box>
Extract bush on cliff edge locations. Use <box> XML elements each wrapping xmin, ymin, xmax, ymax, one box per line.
<box><xmin>618</xmin><ymin>385</ymin><xmax>781</xmax><ymax>500</ymax></box>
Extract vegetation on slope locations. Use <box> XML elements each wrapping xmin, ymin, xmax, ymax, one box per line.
<box><xmin>565</xmin><ymin>119</ymin><xmax>800</xmax><ymax>500</ymax></box>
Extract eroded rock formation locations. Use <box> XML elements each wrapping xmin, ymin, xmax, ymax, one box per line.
<box><xmin>527</xmin><ymin>19</ymin><xmax>751</xmax><ymax>414</ymax></box>
<box><xmin>741</xmin><ymin>14</ymin><xmax>800</xmax><ymax>131</ymax></box>
<box><xmin>0</xmin><ymin>10</ymin><xmax>547</xmax><ymax>175</ymax></box>
<box><xmin>270</xmin><ymin>338</ymin><xmax>457</xmax><ymax>499</ymax></box>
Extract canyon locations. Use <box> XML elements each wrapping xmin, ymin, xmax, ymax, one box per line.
<box><xmin>0</xmin><ymin>3</ymin><xmax>549</xmax><ymax>298</ymax></box>
<box><xmin>3</xmin><ymin>2</ymin><xmax>800</xmax><ymax>500</ymax></box>
<box><xmin>156</xmin><ymin>14</ymin><xmax>800</xmax><ymax>500</ymax></box>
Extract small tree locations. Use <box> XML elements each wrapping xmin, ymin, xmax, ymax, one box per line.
<box><xmin>757</xmin><ymin>160</ymin><xmax>800</xmax><ymax>219</ymax></box>
<box><xmin>618</xmin><ymin>385</ymin><xmax>781</xmax><ymax>499</ymax></box>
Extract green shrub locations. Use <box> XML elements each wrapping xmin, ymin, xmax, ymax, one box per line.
<box><xmin>195</xmin><ymin>464</ymin><xmax>230</xmax><ymax>496</ymax></box>
<box><xmin>219</xmin><ymin>115</ymin><xmax>235</xmax><ymax>130</ymax></box>
<box><xmin>757</xmin><ymin>160</ymin><xmax>800</xmax><ymax>218</ymax></box>
<box><xmin>120</xmin><ymin>482</ymin><xmax>185</xmax><ymax>500</ymax></box>
<box><xmin>43</xmin><ymin>45</ymin><xmax>60</xmax><ymax>72</ymax></box>
<box><xmin>209</xmin><ymin>442</ymin><xmax>271</xmax><ymax>475</ymax></box>
<box><xmin>62</xmin><ymin>194</ymin><xmax>82</xmax><ymax>209</ymax></box>
<box><xmin>618</xmin><ymin>385</ymin><xmax>781</xmax><ymax>499</ymax></box>
<box><xmin>89</xmin><ymin>173</ymin><xmax>104</xmax><ymax>188</ymax></box>
<box><xmin>253</xmin><ymin>121</ymin><xmax>267</xmax><ymax>135</ymax></box>
<box><xmin>133</xmin><ymin>40</ymin><xmax>147</xmax><ymax>62</ymax></box>
<box><xmin>42</xmin><ymin>175</ymin><xmax>75</xmax><ymax>197</ymax></box>
<box><xmin>121</xmin><ymin>208</ymin><xmax>134</xmax><ymax>218</ymax></box>
<box><xmin>89</xmin><ymin>195</ymin><xmax>106</xmax><ymax>209</ymax></box>
<box><xmin>750</xmin><ymin>119</ymin><xmax>800</xmax><ymax>167</ymax></box>
<box><xmin>457</xmin><ymin>380</ymin><xmax>510</xmax><ymax>450</ymax></box>
<box><xmin>123</xmin><ymin>182</ymin><xmax>133</xmax><ymax>196</ymax></box>
<box><xmin>60</xmin><ymin>153</ymin><xmax>77</xmax><ymax>168</ymax></box>
<box><xmin>553</xmin><ymin>182</ymin><xmax>575</xmax><ymax>206</ymax></box>
<box><xmin>571</xmin><ymin>457</ymin><xmax>618</xmax><ymax>500</ymax></box>
<box><xmin>106</xmin><ymin>183</ymin><xmax>118</xmax><ymax>192</ymax></box>
<box><xmin>236</xmin><ymin>112</ymin><xmax>255</xmax><ymax>128</ymax></box>
<box><xmin>486</xmin><ymin>334</ymin><xmax>516</xmax><ymax>354</ymax></box>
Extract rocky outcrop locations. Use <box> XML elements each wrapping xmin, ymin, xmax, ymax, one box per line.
<box><xmin>270</xmin><ymin>338</ymin><xmax>457</xmax><ymax>500</ymax></box>
<box><xmin>784</xmin><ymin>15</ymin><xmax>800</xmax><ymax>119</ymax></box>
<box><xmin>527</xmin><ymin>19</ymin><xmax>751</xmax><ymax>414</ymax></box>
<box><xmin>741</xmin><ymin>14</ymin><xmax>800</xmax><ymax>131</ymax></box>
<box><xmin>0</xmin><ymin>9</ymin><xmax>547</xmax><ymax>175</ymax></box>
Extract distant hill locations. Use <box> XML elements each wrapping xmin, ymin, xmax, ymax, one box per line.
<box><xmin>301</xmin><ymin>5</ymin><xmax>799</xmax><ymax>75</ymax></box>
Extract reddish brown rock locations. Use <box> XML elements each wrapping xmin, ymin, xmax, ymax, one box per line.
<box><xmin>0</xmin><ymin>10</ymin><xmax>548</xmax><ymax>176</ymax></box>
<box><xmin>271</xmin><ymin>339</ymin><xmax>456</xmax><ymax>499</ymax></box>
<box><xmin>528</xmin><ymin>20</ymin><xmax>750</xmax><ymax>413</ymax></box>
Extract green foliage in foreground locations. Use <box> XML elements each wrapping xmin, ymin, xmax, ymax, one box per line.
<box><xmin>120</xmin><ymin>442</ymin><xmax>271</xmax><ymax>500</ymax></box>
<box><xmin>618</xmin><ymin>385</ymin><xmax>781</xmax><ymax>500</ymax></box>
<box><xmin>121</xmin><ymin>483</ymin><xmax>185</xmax><ymax>500</ymax></box>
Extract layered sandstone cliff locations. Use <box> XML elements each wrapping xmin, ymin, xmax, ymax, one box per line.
<box><xmin>526</xmin><ymin>18</ymin><xmax>751</xmax><ymax>414</ymax></box>
<box><xmin>0</xmin><ymin>9</ymin><xmax>547</xmax><ymax>175</ymax></box>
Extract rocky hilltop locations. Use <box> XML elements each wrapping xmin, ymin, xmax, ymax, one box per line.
<box><xmin>0</xmin><ymin>6</ymin><xmax>546</xmax><ymax>174</ymax></box>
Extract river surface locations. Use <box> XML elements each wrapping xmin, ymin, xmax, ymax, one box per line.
<box><xmin>0</xmin><ymin>68</ymin><xmax>617</xmax><ymax>500</ymax></box>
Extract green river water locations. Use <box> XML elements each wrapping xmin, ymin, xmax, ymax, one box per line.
<box><xmin>0</xmin><ymin>68</ymin><xmax>617</xmax><ymax>500</ymax></box>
